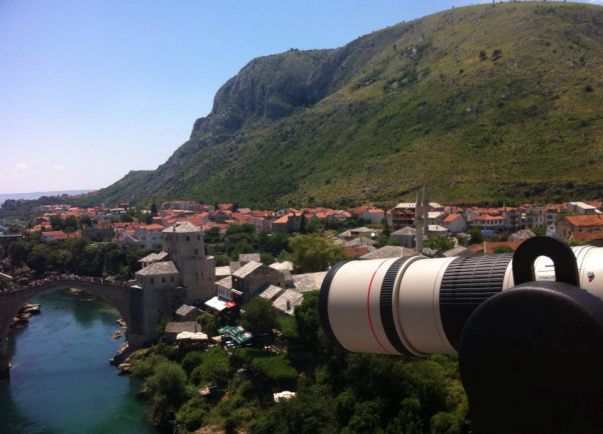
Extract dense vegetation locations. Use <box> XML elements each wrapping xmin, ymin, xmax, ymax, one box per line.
<box><xmin>131</xmin><ymin>292</ymin><xmax>469</xmax><ymax>433</ymax></box>
<box><xmin>204</xmin><ymin>221</ymin><xmax>357</xmax><ymax>268</ymax></box>
<box><xmin>0</xmin><ymin>234</ymin><xmax>152</xmax><ymax>281</ymax></box>
<box><xmin>89</xmin><ymin>2</ymin><xmax>603</xmax><ymax>208</ymax></box>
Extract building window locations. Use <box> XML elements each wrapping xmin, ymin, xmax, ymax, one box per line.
<box><xmin>186</xmin><ymin>236</ymin><xmax>190</xmax><ymax>242</ymax></box>
<box><xmin>150</xmin><ymin>278</ymin><xmax>154</xmax><ymax>284</ymax></box>
<box><xmin>197</xmin><ymin>235</ymin><xmax>201</xmax><ymax>241</ymax></box>
<box><xmin>194</xmin><ymin>249</ymin><xmax>198</xmax><ymax>255</ymax></box>
<box><xmin>170</xmin><ymin>277</ymin><xmax>174</xmax><ymax>282</ymax></box>
<box><xmin>161</xmin><ymin>278</ymin><xmax>165</xmax><ymax>283</ymax></box>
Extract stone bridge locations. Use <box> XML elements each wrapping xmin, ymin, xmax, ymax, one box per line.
<box><xmin>0</xmin><ymin>278</ymin><xmax>186</xmax><ymax>379</ymax></box>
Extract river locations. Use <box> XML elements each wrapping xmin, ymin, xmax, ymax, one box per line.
<box><xmin>0</xmin><ymin>289</ymin><xmax>163</xmax><ymax>434</ymax></box>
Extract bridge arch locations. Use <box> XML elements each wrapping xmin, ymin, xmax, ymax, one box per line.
<box><xmin>0</xmin><ymin>279</ymin><xmax>143</xmax><ymax>379</ymax></box>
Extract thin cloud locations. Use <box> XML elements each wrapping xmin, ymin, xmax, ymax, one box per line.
<box><xmin>52</xmin><ymin>164</ymin><xmax>69</xmax><ymax>172</ymax></box>
<box><xmin>10</xmin><ymin>163</ymin><xmax>29</xmax><ymax>175</ymax></box>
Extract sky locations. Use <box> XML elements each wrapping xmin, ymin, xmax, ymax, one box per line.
<box><xmin>1</xmin><ymin>0</ymin><xmax>601</xmax><ymax>194</ymax></box>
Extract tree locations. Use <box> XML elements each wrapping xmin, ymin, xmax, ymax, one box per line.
<box><xmin>79</xmin><ymin>215</ymin><xmax>93</xmax><ymax>227</ymax></box>
<box><xmin>8</xmin><ymin>240</ymin><xmax>31</xmax><ymax>265</ymax></box>
<box><xmin>145</xmin><ymin>361</ymin><xmax>188</xmax><ymax>425</ymax></box>
<box><xmin>63</xmin><ymin>215</ymin><xmax>79</xmax><ymax>232</ymax></box>
<box><xmin>197</xmin><ymin>311</ymin><xmax>220</xmax><ymax>336</ymax></box>
<box><xmin>289</xmin><ymin>234</ymin><xmax>347</xmax><ymax>273</ymax></box>
<box><xmin>50</xmin><ymin>215</ymin><xmax>64</xmax><ymax>230</ymax></box>
<box><xmin>150</xmin><ymin>201</ymin><xmax>158</xmax><ymax>217</ymax></box>
<box><xmin>119</xmin><ymin>213</ymin><xmax>133</xmax><ymax>223</ymax></box>
<box><xmin>532</xmin><ymin>226</ymin><xmax>546</xmax><ymax>236</ymax></box>
<box><xmin>468</xmin><ymin>227</ymin><xmax>483</xmax><ymax>245</ymax></box>
<box><xmin>190</xmin><ymin>347</ymin><xmax>232</xmax><ymax>387</ymax></box>
<box><xmin>27</xmin><ymin>244</ymin><xmax>52</xmax><ymax>274</ymax></box>
<box><xmin>424</xmin><ymin>236</ymin><xmax>455</xmax><ymax>253</ymax></box>
<box><xmin>493</xmin><ymin>245</ymin><xmax>514</xmax><ymax>254</ymax></box>
<box><xmin>240</xmin><ymin>297</ymin><xmax>277</xmax><ymax>335</ymax></box>
<box><xmin>295</xmin><ymin>292</ymin><xmax>325</xmax><ymax>352</ymax></box>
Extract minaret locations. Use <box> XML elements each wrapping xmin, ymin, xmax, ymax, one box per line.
<box><xmin>415</xmin><ymin>192</ymin><xmax>424</xmax><ymax>254</ymax></box>
<box><xmin>415</xmin><ymin>180</ymin><xmax>429</xmax><ymax>254</ymax></box>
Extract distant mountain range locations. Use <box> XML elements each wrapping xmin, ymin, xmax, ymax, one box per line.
<box><xmin>89</xmin><ymin>2</ymin><xmax>603</xmax><ymax>207</ymax></box>
<box><xmin>0</xmin><ymin>190</ymin><xmax>92</xmax><ymax>206</ymax></box>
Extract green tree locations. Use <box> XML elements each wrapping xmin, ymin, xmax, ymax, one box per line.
<box><xmin>294</xmin><ymin>292</ymin><xmax>325</xmax><ymax>352</ymax></box>
<box><xmin>493</xmin><ymin>245</ymin><xmax>514</xmax><ymax>254</ymax></box>
<box><xmin>144</xmin><ymin>361</ymin><xmax>188</xmax><ymax>425</ymax></box>
<box><xmin>8</xmin><ymin>240</ymin><xmax>31</xmax><ymax>265</ymax></box>
<box><xmin>425</xmin><ymin>236</ymin><xmax>455</xmax><ymax>253</ymax></box>
<box><xmin>190</xmin><ymin>347</ymin><xmax>232</xmax><ymax>387</ymax></box>
<box><xmin>289</xmin><ymin>234</ymin><xmax>347</xmax><ymax>272</ymax></box>
<box><xmin>181</xmin><ymin>351</ymin><xmax>205</xmax><ymax>374</ymax></box>
<box><xmin>150</xmin><ymin>201</ymin><xmax>158</xmax><ymax>217</ymax></box>
<box><xmin>468</xmin><ymin>227</ymin><xmax>483</xmax><ymax>245</ymax></box>
<box><xmin>27</xmin><ymin>244</ymin><xmax>52</xmax><ymax>274</ymax></box>
<box><xmin>63</xmin><ymin>215</ymin><xmax>79</xmax><ymax>232</ymax></box>
<box><xmin>119</xmin><ymin>213</ymin><xmax>134</xmax><ymax>223</ymax></box>
<box><xmin>197</xmin><ymin>311</ymin><xmax>220</xmax><ymax>336</ymax></box>
<box><xmin>240</xmin><ymin>297</ymin><xmax>277</xmax><ymax>335</ymax></box>
<box><xmin>49</xmin><ymin>215</ymin><xmax>64</xmax><ymax>230</ymax></box>
<box><xmin>79</xmin><ymin>215</ymin><xmax>93</xmax><ymax>227</ymax></box>
<box><xmin>532</xmin><ymin>226</ymin><xmax>546</xmax><ymax>236</ymax></box>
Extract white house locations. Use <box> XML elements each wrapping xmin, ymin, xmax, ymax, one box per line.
<box><xmin>442</xmin><ymin>214</ymin><xmax>467</xmax><ymax>233</ymax></box>
<box><xmin>134</xmin><ymin>224</ymin><xmax>164</xmax><ymax>249</ymax></box>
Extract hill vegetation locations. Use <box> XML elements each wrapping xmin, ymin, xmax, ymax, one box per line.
<box><xmin>92</xmin><ymin>2</ymin><xmax>603</xmax><ymax>207</ymax></box>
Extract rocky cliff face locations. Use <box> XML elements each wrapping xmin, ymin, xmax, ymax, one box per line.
<box><xmin>91</xmin><ymin>2</ymin><xmax>603</xmax><ymax>207</ymax></box>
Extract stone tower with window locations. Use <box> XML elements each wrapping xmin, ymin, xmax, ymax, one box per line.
<box><xmin>162</xmin><ymin>221</ymin><xmax>216</xmax><ymax>303</ymax></box>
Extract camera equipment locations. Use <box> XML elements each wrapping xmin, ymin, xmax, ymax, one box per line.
<box><xmin>320</xmin><ymin>237</ymin><xmax>603</xmax><ymax>434</ymax></box>
<box><xmin>319</xmin><ymin>242</ymin><xmax>603</xmax><ymax>357</ymax></box>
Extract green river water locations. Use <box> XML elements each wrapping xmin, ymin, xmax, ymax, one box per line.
<box><xmin>0</xmin><ymin>289</ymin><xmax>164</xmax><ymax>434</ymax></box>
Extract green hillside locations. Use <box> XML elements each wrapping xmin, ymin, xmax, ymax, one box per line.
<box><xmin>92</xmin><ymin>2</ymin><xmax>603</xmax><ymax>207</ymax></box>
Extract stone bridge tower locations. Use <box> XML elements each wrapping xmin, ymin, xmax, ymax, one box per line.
<box><xmin>163</xmin><ymin>222</ymin><xmax>215</xmax><ymax>303</ymax></box>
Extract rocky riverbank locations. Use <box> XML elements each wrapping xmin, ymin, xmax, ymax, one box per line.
<box><xmin>9</xmin><ymin>304</ymin><xmax>41</xmax><ymax>330</ymax></box>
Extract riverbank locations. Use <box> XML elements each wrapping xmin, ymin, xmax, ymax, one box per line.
<box><xmin>8</xmin><ymin>304</ymin><xmax>41</xmax><ymax>330</ymax></box>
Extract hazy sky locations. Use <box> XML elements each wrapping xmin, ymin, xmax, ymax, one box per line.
<box><xmin>1</xmin><ymin>1</ymin><xmax>600</xmax><ymax>194</ymax></box>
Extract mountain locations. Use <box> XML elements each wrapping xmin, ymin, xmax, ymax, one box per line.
<box><xmin>93</xmin><ymin>2</ymin><xmax>603</xmax><ymax>207</ymax></box>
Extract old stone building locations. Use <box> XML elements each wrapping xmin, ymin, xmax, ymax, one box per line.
<box><xmin>162</xmin><ymin>221</ymin><xmax>216</xmax><ymax>303</ymax></box>
<box><xmin>231</xmin><ymin>261</ymin><xmax>286</xmax><ymax>303</ymax></box>
<box><xmin>134</xmin><ymin>222</ymin><xmax>216</xmax><ymax>309</ymax></box>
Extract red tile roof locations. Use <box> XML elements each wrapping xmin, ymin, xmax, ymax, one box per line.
<box><xmin>564</xmin><ymin>214</ymin><xmax>603</xmax><ymax>228</ymax></box>
<box><xmin>273</xmin><ymin>215</ymin><xmax>289</xmax><ymax>224</ymax></box>
<box><xmin>142</xmin><ymin>224</ymin><xmax>164</xmax><ymax>230</ymax></box>
<box><xmin>443</xmin><ymin>214</ymin><xmax>461</xmax><ymax>223</ymax></box>
<box><xmin>468</xmin><ymin>240</ymin><xmax>525</xmax><ymax>254</ymax></box>
<box><xmin>344</xmin><ymin>246</ymin><xmax>370</xmax><ymax>257</ymax></box>
<box><xmin>476</xmin><ymin>214</ymin><xmax>505</xmax><ymax>221</ymax></box>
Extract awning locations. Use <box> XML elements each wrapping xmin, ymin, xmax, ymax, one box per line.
<box><xmin>204</xmin><ymin>296</ymin><xmax>236</xmax><ymax>312</ymax></box>
<box><xmin>176</xmin><ymin>331</ymin><xmax>208</xmax><ymax>341</ymax></box>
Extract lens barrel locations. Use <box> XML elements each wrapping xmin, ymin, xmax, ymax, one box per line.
<box><xmin>320</xmin><ymin>246</ymin><xmax>603</xmax><ymax>357</ymax></box>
